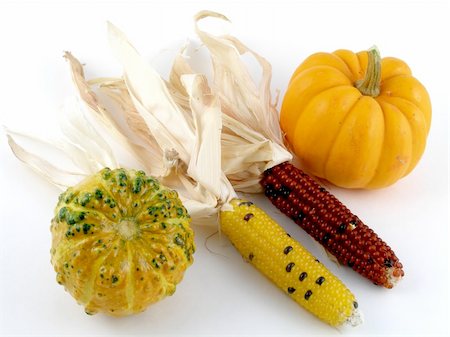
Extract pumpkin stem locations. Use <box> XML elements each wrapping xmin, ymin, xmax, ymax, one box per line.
<box><xmin>355</xmin><ymin>46</ymin><xmax>381</xmax><ymax>97</ymax></box>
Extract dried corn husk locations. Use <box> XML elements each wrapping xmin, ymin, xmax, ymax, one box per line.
<box><xmin>5</xmin><ymin>127</ymin><xmax>87</xmax><ymax>189</ymax></box>
<box><xmin>6</xmin><ymin>22</ymin><xmax>236</xmax><ymax>225</ymax></box>
<box><xmin>6</xmin><ymin>10</ymin><xmax>288</xmax><ymax>220</ymax></box>
<box><xmin>168</xmin><ymin>10</ymin><xmax>292</xmax><ymax>192</ymax></box>
<box><xmin>65</xmin><ymin>52</ymin><xmax>166</xmax><ymax>176</ymax></box>
<box><xmin>5</xmin><ymin>88</ymin><xmax>122</xmax><ymax>189</ymax></box>
<box><xmin>106</xmin><ymin>22</ymin><xmax>235</xmax><ymax>211</ymax></box>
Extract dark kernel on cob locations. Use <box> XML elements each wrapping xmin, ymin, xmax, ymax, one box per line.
<box><xmin>243</xmin><ymin>213</ymin><xmax>254</xmax><ymax>221</ymax></box>
<box><xmin>260</xmin><ymin>161</ymin><xmax>404</xmax><ymax>288</ymax></box>
<box><xmin>286</xmin><ymin>262</ymin><xmax>295</xmax><ymax>272</ymax></box>
<box><xmin>337</xmin><ymin>223</ymin><xmax>347</xmax><ymax>234</ymax></box>
<box><xmin>304</xmin><ymin>290</ymin><xmax>313</xmax><ymax>300</ymax></box>
<box><xmin>299</xmin><ymin>272</ymin><xmax>307</xmax><ymax>281</ymax></box>
<box><xmin>284</xmin><ymin>246</ymin><xmax>293</xmax><ymax>254</ymax></box>
<box><xmin>316</xmin><ymin>276</ymin><xmax>325</xmax><ymax>285</ymax></box>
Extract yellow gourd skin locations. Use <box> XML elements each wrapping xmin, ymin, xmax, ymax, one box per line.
<box><xmin>280</xmin><ymin>48</ymin><xmax>431</xmax><ymax>189</ymax></box>
<box><xmin>50</xmin><ymin>168</ymin><xmax>195</xmax><ymax>316</ymax></box>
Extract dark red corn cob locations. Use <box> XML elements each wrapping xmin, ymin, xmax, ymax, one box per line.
<box><xmin>260</xmin><ymin>161</ymin><xmax>404</xmax><ymax>289</ymax></box>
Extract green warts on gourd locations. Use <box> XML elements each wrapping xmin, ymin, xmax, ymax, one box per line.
<box><xmin>50</xmin><ymin>168</ymin><xmax>195</xmax><ymax>316</ymax></box>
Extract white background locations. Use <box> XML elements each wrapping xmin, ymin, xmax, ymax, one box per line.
<box><xmin>0</xmin><ymin>0</ymin><xmax>449</xmax><ymax>336</ymax></box>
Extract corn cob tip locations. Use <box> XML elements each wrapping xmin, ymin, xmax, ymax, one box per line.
<box><xmin>344</xmin><ymin>308</ymin><xmax>364</xmax><ymax>327</ymax></box>
<box><xmin>386</xmin><ymin>266</ymin><xmax>404</xmax><ymax>288</ymax></box>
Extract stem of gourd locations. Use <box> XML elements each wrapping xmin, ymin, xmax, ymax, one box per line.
<box><xmin>355</xmin><ymin>46</ymin><xmax>381</xmax><ymax>97</ymax></box>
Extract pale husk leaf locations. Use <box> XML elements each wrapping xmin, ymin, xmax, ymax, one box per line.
<box><xmin>170</xmin><ymin>53</ymin><xmax>290</xmax><ymax>192</ymax></box>
<box><xmin>59</xmin><ymin>95</ymin><xmax>118</xmax><ymax>172</ymax></box>
<box><xmin>168</xmin><ymin>51</ymin><xmax>191</xmax><ymax>108</ymax></box>
<box><xmin>107</xmin><ymin>22</ymin><xmax>236</xmax><ymax>222</ymax></box>
<box><xmin>182</xmin><ymin>74</ymin><xmax>222</xmax><ymax>197</ymax></box>
<box><xmin>93</xmin><ymin>78</ymin><xmax>167</xmax><ymax>176</ymax></box>
<box><xmin>5</xmin><ymin>128</ymin><xmax>89</xmax><ymax>189</ymax></box>
<box><xmin>107</xmin><ymin>21</ymin><xmax>194</xmax><ymax>164</ymax></box>
<box><xmin>193</xmin><ymin>10</ymin><xmax>285</xmax><ymax>144</ymax></box>
<box><xmin>5</xmin><ymin>91</ymin><xmax>120</xmax><ymax>186</ymax></box>
<box><xmin>64</xmin><ymin>53</ymin><xmax>165</xmax><ymax>176</ymax></box>
<box><xmin>178</xmin><ymin>10</ymin><xmax>293</xmax><ymax>192</ymax></box>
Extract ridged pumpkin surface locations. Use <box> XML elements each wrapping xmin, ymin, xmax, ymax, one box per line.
<box><xmin>50</xmin><ymin>168</ymin><xmax>195</xmax><ymax>316</ymax></box>
<box><xmin>280</xmin><ymin>49</ymin><xmax>431</xmax><ymax>189</ymax></box>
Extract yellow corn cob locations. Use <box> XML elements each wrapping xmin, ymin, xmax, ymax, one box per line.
<box><xmin>220</xmin><ymin>198</ymin><xmax>361</xmax><ymax>327</ymax></box>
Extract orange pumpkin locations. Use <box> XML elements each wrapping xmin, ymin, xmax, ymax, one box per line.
<box><xmin>280</xmin><ymin>47</ymin><xmax>431</xmax><ymax>189</ymax></box>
